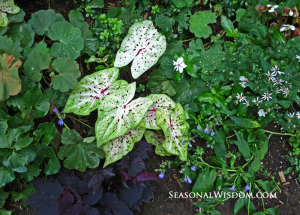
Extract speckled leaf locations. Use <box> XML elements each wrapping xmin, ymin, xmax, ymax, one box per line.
<box><xmin>156</xmin><ymin>103</ymin><xmax>189</xmax><ymax>161</ymax></box>
<box><xmin>96</xmin><ymin>83</ymin><xmax>153</xmax><ymax>146</ymax></box>
<box><xmin>114</xmin><ymin>20</ymin><xmax>166</xmax><ymax>79</ymax></box>
<box><xmin>139</xmin><ymin>94</ymin><xmax>176</xmax><ymax>130</ymax></box>
<box><xmin>51</xmin><ymin>57</ymin><xmax>81</xmax><ymax>92</ymax></box>
<box><xmin>28</xmin><ymin>9</ymin><xmax>64</xmax><ymax>35</ymax></box>
<box><xmin>144</xmin><ymin>130</ymin><xmax>171</xmax><ymax>156</ymax></box>
<box><xmin>102</xmin><ymin>126</ymin><xmax>146</xmax><ymax>167</ymax></box>
<box><xmin>5</xmin><ymin>21</ymin><xmax>34</xmax><ymax>47</ymax></box>
<box><xmin>0</xmin><ymin>53</ymin><xmax>22</xmax><ymax>101</ymax></box>
<box><xmin>48</xmin><ymin>21</ymin><xmax>84</xmax><ymax>59</ymax></box>
<box><xmin>0</xmin><ymin>0</ymin><xmax>20</xmax><ymax>27</ymax></box>
<box><xmin>23</xmin><ymin>52</ymin><xmax>51</xmax><ymax>82</ymax></box>
<box><xmin>63</xmin><ymin>68</ymin><xmax>126</xmax><ymax>115</ymax></box>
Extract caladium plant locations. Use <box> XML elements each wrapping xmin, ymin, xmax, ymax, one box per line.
<box><xmin>114</xmin><ymin>20</ymin><xmax>166</xmax><ymax>79</ymax></box>
<box><xmin>156</xmin><ymin>103</ymin><xmax>190</xmax><ymax>161</ymax></box>
<box><xmin>144</xmin><ymin>130</ymin><xmax>171</xmax><ymax>156</ymax></box>
<box><xmin>96</xmin><ymin>82</ymin><xmax>153</xmax><ymax>146</ymax></box>
<box><xmin>139</xmin><ymin>94</ymin><xmax>176</xmax><ymax>130</ymax></box>
<box><xmin>0</xmin><ymin>0</ymin><xmax>20</xmax><ymax>27</ymax></box>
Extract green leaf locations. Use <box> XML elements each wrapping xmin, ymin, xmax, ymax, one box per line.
<box><xmin>68</xmin><ymin>9</ymin><xmax>84</xmax><ymax>22</ymax></box>
<box><xmin>189</xmin><ymin>11</ymin><xmax>216</xmax><ymax>39</ymax></box>
<box><xmin>230</xmin><ymin>116</ymin><xmax>261</xmax><ymax>128</ymax></box>
<box><xmin>0</xmin><ymin>165</ymin><xmax>15</xmax><ymax>187</ymax></box>
<box><xmin>277</xmin><ymin>100</ymin><xmax>292</xmax><ymax>109</ymax></box>
<box><xmin>51</xmin><ymin>57</ymin><xmax>81</xmax><ymax>92</ymax></box>
<box><xmin>146</xmin><ymin>69</ymin><xmax>167</xmax><ymax>93</ymax></box>
<box><xmin>216</xmin><ymin>176</ymin><xmax>223</xmax><ymax>191</ymax></box>
<box><xmin>250</xmin><ymin>155</ymin><xmax>261</xmax><ymax>172</ymax></box>
<box><xmin>192</xmin><ymin>167</ymin><xmax>216</xmax><ymax>194</ymax></box>
<box><xmin>28</xmin><ymin>9</ymin><xmax>64</xmax><ymax>35</ymax></box>
<box><xmin>13</xmin><ymin>135</ymin><xmax>33</xmax><ymax>150</ymax></box>
<box><xmin>6</xmin><ymin>22</ymin><xmax>34</xmax><ymax>47</ymax></box>
<box><xmin>273</xmin><ymin>29</ymin><xmax>286</xmax><ymax>43</ymax></box>
<box><xmin>7</xmin><ymin>9</ymin><xmax>25</xmax><ymax>24</ymax></box>
<box><xmin>86</xmin><ymin>0</ymin><xmax>105</xmax><ymax>8</ymax></box>
<box><xmin>102</xmin><ymin>126</ymin><xmax>145</xmax><ymax>167</ymax></box>
<box><xmin>221</xmin><ymin>16</ymin><xmax>234</xmax><ymax>37</ymax></box>
<box><xmin>172</xmin><ymin>0</ymin><xmax>193</xmax><ymax>8</ymax></box>
<box><xmin>209</xmin><ymin>156</ymin><xmax>227</xmax><ymax>167</ymax></box>
<box><xmin>144</xmin><ymin>130</ymin><xmax>171</xmax><ymax>156</ymax></box>
<box><xmin>187</xmin><ymin>39</ymin><xmax>204</xmax><ymax>54</ymax></box>
<box><xmin>18</xmin><ymin>162</ymin><xmax>40</xmax><ymax>181</ymax></box>
<box><xmin>161</xmin><ymin>80</ymin><xmax>176</xmax><ymax>96</ymax></box>
<box><xmin>265</xmin><ymin>207</ymin><xmax>279</xmax><ymax>215</ymax></box>
<box><xmin>233</xmin><ymin>130</ymin><xmax>251</xmax><ymax>160</ymax></box>
<box><xmin>107</xmin><ymin>7</ymin><xmax>122</xmax><ymax>18</ymax></box>
<box><xmin>23</xmin><ymin>52</ymin><xmax>52</xmax><ymax>82</ymax></box>
<box><xmin>0</xmin><ymin>0</ymin><xmax>20</xmax><ymax>27</ymax></box>
<box><xmin>48</xmin><ymin>21</ymin><xmax>84</xmax><ymax>59</ymax></box>
<box><xmin>156</xmin><ymin>103</ymin><xmax>189</xmax><ymax>161</ymax></box>
<box><xmin>213</xmin><ymin>128</ymin><xmax>226</xmax><ymax>159</ymax></box>
<box><xmin>236</xmin><ymin>9</ymin><xmax>247</xmax><ymax>22</ymax></box>
<box><xmin>259</xmin><ymin>138</ymin><xmax>269</xmax><ymax>161</ymax></box>
<box><xmin>0</xmin><ymin>53</ymin><xmax>22</xmax><ymax>101</ymax></box>
<box><xmin>58</xmin><ymin>128</ymin><xmax>105</xmax><ymax>172</ymax></box>
<box><xmin>0</xmin><ymin>208</ymin><xmax>12</xmax><ymax>215</ymax></box>
<box><xmin>234</xmin><ymin>198</ymin><xmax>245</xmax><ymax>214</ymax></box>
<box><xmin>0</xmin><ymin>109</ymin><xmax>10</xmax><ymax>133</ymax></box>
<box><xmin>4</xmin><ymin>151</ymin><xmax>28</xmax><ymax>169</ymax></box>
<box><xmin>174</xmin><ymin>10</ymin><xmax>189</xmax><ymax>29</ymax></box>
<box><xmin>33</xmin><ymin>122</ymin><xmax>56</xmax><ymax>146</ymax></box>
<box><xmin>155</xmin><ymin>14</ymin><xmax>175</xmax><ymax>32</ymax></box>
<box><xmin>0</xmin><ymin>190</ymin><xmax>8</xmax><ymax>208</ymax></box>
<box><xmin>10</xmin><ymin>185</ymin><xmax>35</xmax><ymax>203</ymax></box>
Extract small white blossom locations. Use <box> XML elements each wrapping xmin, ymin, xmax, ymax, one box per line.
<box><xmin>236</xmin><ymin>93</ymin><xmax>246</xmax><ymax>102</ymax></box>
<box><xmin>296</xmin><ymin>112</ymin><xmax>300</xmax><ymax>119</ymax></box>
<box><xmin>289</xmin><ymin>9</ymin><xmax>294</xmax><ymax>16</ymax></box>
<box><xmin>262</xmin><ymin>92</ymin><xmax>272</xmax><ymax>101</ymax></box>
<box><xmin>173</xmin><ymin>57</ymin><xmax>187</xmax><ymax>73</ymax></box>
<box><xmin>282</xmin><ymin>87</ymin><xmax>290</xmax><ymax>97</ymax></box>
<box><xmin>279</xmin><ymin>86</ymin><xmax>287</xmax><ymax>92</ymax></box>
<box><xmin>288</xmin><ymin>112</ymin><xmax>295</xmax><ymax>118</ymax></box>
<box><xmin>265</xmin><ymin>71</ymin><xmax>276</xmax><ymax>81</ymax></box>
<box><xmin>258</xmin><ymin>109</ymin><xmax>266</xmax><ymax>117</ymax></box>
<box><xmin>273</xmin><ymin>78</ymin><xmax>284</xmax><ymax>85</ymax></box>
<box><xmin>239</xmin><ymin>76</ymin><xmax>248</xmax><ymax>88</ymax></box>
<box><xmin>271</xmin><ymin>65</ymin><xmax>284</xmax><ymax>75</ymax></box>
<box><xmin>280</xmin><ymin>24</ymin><xmax>296</xmax><ymax>32</ymax></box>
<box><xmin>252</xmin><ymin>97</ymin><xmax>262</xmax><ymax>106</ymax></box>
<box><xmin>296</xmin><ymin>55</ymin><xmax>300</xmax><ymax>62</ymax></box>
<box><xmin>243</xmin><ymin>100</ymin><xmax>249</xmax><ymax>106</ymax></box>
<box><xmin>267</xmin><ymin>4</ymin><xmax>279</xmax><ymax>12</ymax></box>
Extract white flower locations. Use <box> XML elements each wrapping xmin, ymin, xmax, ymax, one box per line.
<box><xmin>296</xmin><ymin>112</ymin><xmax>300</xmax><ymax>119</ymax></box>
<box><xmin>282</xmin><ymin>87</ymin><xmax>290</xmax><ymax>96</ymax></box>
<box><xmin>273</xmin><ymin>78</ymin><xmax>284</xmax><ymax>85</ymax></box>
<box><xmin>252</xmin><ymin>97</ymin><xmax>262</xmax><ymax>106</ymax></box>
<box><xmin>239</xmin><ymin>76</ymin><xmax>248</xmax><ymax>88</ymax></box>
<box><xmin>280</xmin><ymin>24</ymin><xmax>296</xmax><ymax>32</ymax></box>
<box><xmin>296</xmin><ymin>55</ymin><xmax>300</xmax><ymax>62</ymax></box>
<box><xmin>265</xmin><ymin>71</ymin><xmax>276</xmax><ymax>81</ymax></box>
<box><xmin>279</xmin><ymin>86</ymin><xmax>287</xmax><ymax>92</ymax></box>
<box><xmin>236</xmin><ymin>93</ymin><xmax>246</xmax><ymax>102</ymax></box>
<box><xmin>173</xmin><ymin>57</ymin><xmax>187</xmax><ymax>73</ymax></box>
<box><xmin>258</xmin><ymin>109</ymin><xmax>266</xmax><ymax>117</ymax></box>
<box><xmin>262</xmin><ymin>92</ymin><xmax>272</xmax><ymax>101</ymax></box>
<box><xmin>243</xmin><ymin>100</ymin><xmax>249</xmax><ymax>106</ymax></box>
<box><xmin>288</xmin><ymin>112</ymin><xmax>295</xmax><ymax>118</ymax></box>
<box><xmin>267</xmin><ymin>4</ymin><xmax>279</xmax><ymax>13</ymax></box>
<box><xmin>289</xmin><ymin>10</ymin><xmax>294</xmax><ymax>16</ymax></box>
<box><xmin>271</xmin><ymin>65</ymin><xmax>284</xmax><ymax>75</ymax></box>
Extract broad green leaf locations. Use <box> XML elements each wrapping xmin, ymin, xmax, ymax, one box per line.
<box><xmin>68</xmin><ymin>9</ymin><xmax>84</xmax><ymax>22</ymax></box>
<box><xmin>221</xmin><ymin>15</ymin><xmax>234</xmax><ymax>37</ymax></box>
<box><xmin>18</xmin><ymin>162</ymin><xmax>40</xmax><ymax>181</ymax></box>
<box><xmin>273</xmin><ymin>29</ymin><xmax>286</xmax><ymax>43</ymax></box>
<box><xmin>48</xmin><ymin>21</ymin><xmax>84</xmax><ymax>59</ymax></box>
<box><xmin>144</xmin><ymin>130</ymin><xmax>171</xmax><ymax>156</ymax></box>
<box><xmin>0</xmin><ymin>35</ymin><xmax>13</xmax><ymax>49</ymax></box>
<box><xmin>234</xmin><ymin>198</ymin><xmax>245</xmax><ymax>214</ymax></box>
<box><xmin>0</xmin><ymin>208</ymin><xmax>12</xmax><ymax>215</ymax></box>
<box><xmin>174</xmin><ymin>10</ymin><xmax>190</xmax><ymax>29</ymax></box>
<box><xmin>209</xmin><ymin>156</ymin><xmax>227</xmax><ymax>167</ymax></box>
<box><xmin>0</xmin><ymin>109</ymin><xmax>10</xmax><ymax>133</ymax></box>
<box><xmin>250</xmin><ymin>155</ymin><xmax>261</xmax><ymax>172</ymax></box>
<box><xmin>156</xmin><ymin>103</ymin><xmax>189</xmax><ymax>161</ymax></box>
<box><xmin>102</xmin><ymin>126</ymin><xmax>145</xmax><ymax>167</ymax></box>
<box><xmin>236</xmin><ymin>8</ymin><xmax>247</xmax><ymax>22</ymax></box>
<box><xmin>9</xmin><ymin>185</ymin><xmax>35</xmax><ymax>202</ymax></box>
<box><xmin>63</xmin><ymin>68</ymin><xmax>122</xmax><ymax>115</ymax></box>
<box><xmin>172</xmin><ymin>0</ymin><xmax>193</xmax><ymax>8</ymax></box>
<box><xmin>23</xmin><ymin>52</ymin><xmax>51</xmax><ymax>82</ymax></box>
<box><xmin>189</xmin><ymin>11</ymin><xmax>216</xmax><ymax>39</ymax></box>
<box><xmin>114</xmin><ymin>20</ymin><xmax>166</xmax><ymax>79</ymax></box>
<box><xmin>58</xmin><ymin>128</ymin><xmax>105</xmax><ymax>172</ymax></box>
<box><xmin>33</xmin><ymin>122</ymin><xmax>56</xmax><ymax>146</ymax></box>
<box><xmin>161</xmin><ymin>80</ymin><xmax>176</xmax><ymax>96</ymax></box>
<box><xmin>28</xmin><ymin>9</ymin><xmax>64</xmax><ymax>35</ymax></box>
<box><xmin>86</xmin><ymin>0</ymin><xmax>105</xmax><ymax>8</ymax></box>
<box><xmin>0</xmin><ymin>190</ymin><xmax>8</xmax><ymax>208</ymax></box>
<box><xmin>96</xmin><ymin>83</ymin><xmax>153</xmax><ymax>146</ymax></box>
<box><xmin>146</xmin><ymin>68</ymin><xmax>167</xmax><ymax>93</ymax></box>
<box><xmin>230</xmin><ymin>116</ymin><xmax>261</xmax><ymax>128</ymax></box>
<box><xmin>7</xmin><ymin>9</ymin><xmax>25</xmax><ymax>24</ymax></box>
<box><xmin>51</xmin><ymin>57</ymin><xmax>81</xmax><ymax>92</ymax></box>
<box><xmin>32</xmin><ymin>42</ymin><xmax>51</xmax><ymax>55</ymax></box>
<box><xmin>265</xmin><ymin>207</ymin><xmax>279</xmax><ymax>215</ymax></box>
<box><xmin>233</xmin><ymin>130</ymin><xmax>251</xmax><ymax>160</ymax></box>
<box><xmin>5</xmin><ymin>21</ymin><xmax>34</xmax><ymax>47</ymax></box>
<box><xmin>192</xmin><ymin>167</ymin><xmax>216</xmax><ymax>193</ymax></box>
<box><xmin>0</xmin><ymin>53</ymin><xmax>22</xmax><ymax>101</ymax></box>
<box><xmin>139</xmin><ymin>94</ymin><xmax>176</xmax><ymax>130</ymax></box>
<box><xmin>0</xmin><ymin>0</ymin><xmax>20</xmax><ymax>27</ymax></box>
<box><xmin>212</xmin><ymin>127</ymin><xmax>226</xmax><ymax>159</ymax></box>
<box><xmin>155</xmin><ymin>14</ymin><xmax>175</xmax><ymax>32</ymax></box>
<box><xmin>13</xmin><ymin>135</ymin><xmax>33</xmax><ymax>150</ymax></box>
<box><xmin>0</xmin><ymin>165</ymin><xmax>15</xmax><ymax>187</ymax></box>
<box><xmin>187</xmin><ymin>39</ymin><xmax>204</xmax><ymax>54</ymax></box>
<box><xmin>3</xmin><ymin>151</ymin><xmax>28</xmax><ymax>169</ymax></box>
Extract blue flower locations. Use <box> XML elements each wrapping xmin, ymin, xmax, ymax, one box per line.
<box><xmin>184</xmin><ymin>176</ymin><xmax>192</xmax><ymax>184</ymax></box>
<box><xmin>58</xmin><ymin>118</ymin><xmax>64</xmax><ymax>126</ymax></box>
<box><xmin>210</xmin><ymin>131</ymin><xmax>215</xmax><ymax>136</ymax></box>
<box><xmin>229</xmin><ymin>185</ymin><xmax>235</xmax><ymax>191</ymax></box>
<box><xmin>159</xmin><ymin>171</ymin><xmax>164</xmax><ymax>179</ymax></box>
<box><xmin>191</xmin><ymin>165</ymin><xmax>196</xmax><ymax>171</ymax></box>
<box><xmin>244</xmin><ymin>185</ymin><xmax>250</xmax><ymax>192</ymax></box>
<box><xmin>53</xmin><ymin>107</ymin><xmax>59</xmax><ymax>115</ymax></box>
<box><xmin>182</xmin><ymin>141</ymin><xmax>187</xmax><ymax>145</ymax></box>
<box><xmin>204</xmin><ymin>125</ymin><xmax>210</xmax><ymax>134</ymax></box>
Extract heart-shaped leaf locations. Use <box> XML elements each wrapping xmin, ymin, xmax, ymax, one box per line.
<box><xmin>114</xmin><ymin>20</ymin><xmax>166</xmax><ymax>79</ymax></box>
<box><xmin>139</xmin><ymin>94</ymin><xmax>176</xmax><ymax>130</ymax></box>
<box><xmin>144</xmin><ymin>130</ymin><xmax>171</xmax><ymax>156</ymax></box>
<box><xmin>96</xmin><ymin>83</ymin><xmax>153</xmax><ymax>146</ymax></box>
<box><xmin>63</xmin><ymin>68</ymin><xmax>126</xmax><ymax>115</ymax></box>
<box><xmin>156</xmin><ymin>103</ymin><xmax>189</xmax><ymax>161</ymax></box>
<box><xmin>102</xmin><ymin>125</ymin><xmax>146</xmax><ymax>167</ymax></box>
<box><xmin>6</xmin><ymin>21</ymin><xmax>35</xmax><ymax>47</ymax></box>
<box><xmin>48</xmin><ymin>21</ymin><xmax>84</xmax><ymax>59</ymax></box>
<box><xmin>51</xmin><ymin>57</ymin><xmax>81</xmax><ymax>92</ymax></box>
<box><xmin>0</xmin><ymin>0</ymin><xmax>20</xmax><ymax>27</ymax></box>
<box><xmin>0</xmin><ymin>53</ymin><xmax>22</xmax><ymax>101</ymax></box>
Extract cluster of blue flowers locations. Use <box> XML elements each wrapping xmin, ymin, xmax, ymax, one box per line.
<box><xmin>53</xmin><ymin>107</ymin><xmax>63</xmax><ymax>126</ymax></box>
<box><xmin>204</xmin><ymin>125</ymin><xmax>215</xmax><ymax>136</ymax></box>
<box><xmin>229</xmin><ymin>185</ymin><xmax>250</xmax><ymax>192</ymax></box>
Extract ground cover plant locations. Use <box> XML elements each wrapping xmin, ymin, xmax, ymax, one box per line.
<box><xmin>0</xmin><ymin>0</ymin><xmax>300</xmax><ymax>215</ymax></box>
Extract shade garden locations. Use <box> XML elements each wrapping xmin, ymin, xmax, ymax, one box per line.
<box><xmin>0</xmin><ymin>0</ymin><xmax>300</xmax><ymax>214</ymax></box>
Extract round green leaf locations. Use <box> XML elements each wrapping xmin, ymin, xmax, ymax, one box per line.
<box><xmin>189</xmin><ymin>11</ymin><xmax>217</xmax><ymax>39</ymax></box>
<box><xmin>5</xmin><ymin>21</ymin><xmax>35</xmax><ymax>47</ymax></box>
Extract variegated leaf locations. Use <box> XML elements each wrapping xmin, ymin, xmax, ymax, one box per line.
<box><xmin>156</xmin><ymin>103</ymin><xmax>189</xmax><ymax>161</ymax></box>
<box><xmin>96</xmin><ymin>82</ymin><xmax>153</xmax><ymax>146</ymax></box>
<box><xmin>139</xmin><ymin>94</ymin><xmax>176</xmax><ymax>130</ymax></box>
<box><xmin>144</xmin><ymin>130</ymin><xmax>171</xmax><ymax>156</ymax></box>
<box><xmin>0</xmin><ymin>0</ymin><xmax>20</xmax><ymax>27</ymax></box>
<box><xmin>102</xmin><ymin>126</ymin><xmax>146</xmax><ymax>167</ymax></box>
<box><xmin>114</xmin><ymin>20</ymin><xmax>166</xmax><ymax>79</ymax></box>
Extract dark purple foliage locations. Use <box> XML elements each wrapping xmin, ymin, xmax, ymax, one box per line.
<box><xmin>82</xmin><ymin>186</ymin><xmax>103</xmax><ymax>206</ymax></box>
<box><xmin>58</xmin><ymin>186</ymin><xmax>82</xmax><ymax>215</ymax></box>
<box><xmin>132</xmin><ymin>184</ymin><xmax>156</xmax><ymax>212</ymax></box>
<box><xmin>99</xmin><ymin>192</ymin><xmax>133</xmax><ymax>215</ymax></box>
<box><xmin>82</xmin><ymin>205</ymin><xmax>100</xmax><ymax>215</ymax></box>
<box><xmin>117</xmin><ymin>180</ymin><xmax>145</xmax><ymax>208</ymax></box>
<box><xmin>121</xmin><ymin>170</ymin><xmax>162</xmax><ymax>183</ymax></box>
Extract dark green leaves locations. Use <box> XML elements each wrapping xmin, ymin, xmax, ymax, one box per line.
<box><xmin>172</xmin><ymin>0</ymin><xmax>193</xmax><ymax>8</ymax></box>
<box><xmin>229</xmin><ymin>116</ymin><xmax>261</xmax><ymax>128</ymax></box>
<box><xmin>233</xmin><ymin>130</ymin><xmax>251</xmax><ymax>160</ymax></box>
<box><xmin>33</xmin><ymin>122</ymin><xmax>56</xmax><ymax>146</ymax></box>
<box><xmin>6</xmin><ymin>22</ymin><xmax>35</xmax><ymax>48</ymax></box>
<box><xmin>155</xmin><ymin>14</ymin><xmax>175</xmax><ymax>32</ymax></box>
<box><xmin>221</xmin><ymin>15</ymin><xmax>235</xmax><ymax>37</ymax></box>
<box><xmin>192</xmin><ymin>167</ymin><xmax>216</xmax><ymax>194</ymax></box>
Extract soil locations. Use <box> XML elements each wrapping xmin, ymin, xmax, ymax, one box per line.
<box><xmin>3</xmin><ymin>0</ymin><xmax>300</xmax><ymax>215</ymax></box>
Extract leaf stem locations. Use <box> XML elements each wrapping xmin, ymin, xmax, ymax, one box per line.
<box><xmin>181</xmin><ymin>37</ymin><xmax>197</xmax><ymax>42</ymax></box>
<box><xmin>67</xmin><ymin>115</ymin><xmax>92</xmax><ymax>128</ymax></box>
<box><xmin>265</xmin><ymin>130</ymin><xmax>296</xmax><ymax>136</ymax></box>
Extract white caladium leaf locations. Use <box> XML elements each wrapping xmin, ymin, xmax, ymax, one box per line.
<box><xmin>144</xmin><ymin>130</ymin><xmax>171</xmax><ymax>157</ymax></box>
<box><xmin>114</xmin><ymin>20</ymin><xmax>166</xmax><ymax>79</ymax></box>
<box><xmin>102</xmin><ymin>125</ymin><xmax>145</xmax><ymax>167</ymax></box>
<box><xmin>96</xmin><ymin>82</ymin><xmax>153</xmax><ymax>146</ymax></box>
<box><xmin>139</xmin><ymin>94</ymin><xmax>176</xmax><ymax>130</ymax></box>
<box><xmin>156</xmin><ymin>103</ymin><xmax>189</xmax><ymax>161</ymax></box>
<box><xmin>63</xmin><ymin>68</ymin><xmax>126</xmax><ymax>115</ymax></box>
<box><xmin>0</xmin><ymin>0</ymin><xmax>20</xmax><ymax>27</ymax></box>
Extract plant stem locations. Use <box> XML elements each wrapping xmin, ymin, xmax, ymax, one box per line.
<box><xmin>67</xmin><ymin>115</ymin><xmax>92</xmax><ymax>128</ymax></box>
<box><xmin>181</xmin><ymin>37</ymin><xmax>197</xmax><ymax>42</ymax></box>
<box><xmin>63</xmin><ymin>122</ymin><xmax>70</xmax><ymax>131</ymax></box>
<box><xmin>265</xmin><ymin>130</ymin><xmax>296</xmax><ymax>136</ymax></box>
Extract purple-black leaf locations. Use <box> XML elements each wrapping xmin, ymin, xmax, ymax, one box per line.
<box><xmin>131</xmin><ymin>141</ymin><xmax>153</xmax><ymax>159</ymax></box>
<box><xmin>98</xmin><ymin>208</ymin><xmax>113</xmax><ymax>215</ymax></box>
<box><xmin>117</xmin><ymin>180</ymin><xmax>145</xmax><ymax>208</ymax></box>
<box><xmin>99</xmin><ymin>192</ymin><xmax>133</xmax><ymax>215</ymax></box>
<box><xmin>26</xmin><ymin>178</ymin><xmax>64</xmax><ymax>215</ymax></box>
<box><xmin>81</xmin><ymin>205</ymin><xmax>100</xmax><ymax>215</ymax></box>
<box><xmin>87</xmin><ymin>168</ymin><xmax>115</xmax><ymax>191</ymax></box>
<box><xmin>131</xmin><ymin>185</ymin><xmax>156</xmax><ymax>212</ymax></box>
<box><xmin>82</xmin><ymin>186</ymin><xmax>103</xmax><ymax>206</ymax></box>
<box><xmin>121</xmin><ymin>170</ymin><xmax>162</xmax><ymax>183</ymax></box>
<box><xmin>58</xmin><ymin>186</ymin><xmax>82</xmax><ymax>215</ymax></box>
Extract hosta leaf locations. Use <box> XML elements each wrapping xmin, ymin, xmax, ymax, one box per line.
<box><xmin>189</xmin><ymin>11</ymin><xmax>217</xmax><ymax>39</ymax></box>
<box><xmin>156</xmin><ymin>103</ymin><xmax>189</xmax><ymax>161</ymax></box>
<box><xmin>144</xmin><ymin>130</ymin><xmax>171</xmax><ymax>156</ymax></box>
<box><xmin>51</xmin><ymin>57</ymin><xmax>81</xmax><ymax>92</ymax></box>
<box><xmin>23</xmin><ymin>52</ymin><xmax>52</xmax><ymax>82</ymax></box>
<box><xmin>139</xmin><ymin>94</ymin><xmax>176</xmax><ymax>130</ymax></box>
<box><xmin>102</xmin><ymin>126</ymin><xmax>146</xmax><ymax>167</ymax></box>
<box><xmin>5</xmin><ymin>21</ymin><xmax>34</xmax><ymax>47</ymax></box>
<box><xmin>58</xmin><ymin>128</ymin><xmax>105</xmax><ymax>172</ymax></box>
<box><xmin>0</xmin><ymin>53</ymin><xmax>22</xmax><ymax>101</ymax></box>
<box><xmin>48</xmin><ymin>21</ymin><xmax>84</xmax><ymax>59</ymax></box>
<box><xmin>63</xmin><ymin>68</ymin><xmax>124</xmax><ymax>115</ymax></box>
<box><xmin>0</xmin><ymin>0</ymin><xmax>20</xmax><ymax>27</ymax></box>
<box><xmin>96</xmin><ymin>83</ymin><xmax>153</xmax><ymax>146</ymax></box>
<box><xmin>114</xmin><ymin>20</ymin><xmax>166</xmax><ymax>79</ymax></box>
<box><xmin>0</xmin><ymin>165</ymin><xmax>15</xmax><ymax>187</ymax></box>
<box><xmin>28</xmin><ymin>9</ymin><xmax>64</xmax><ymax>35</ymax></box>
